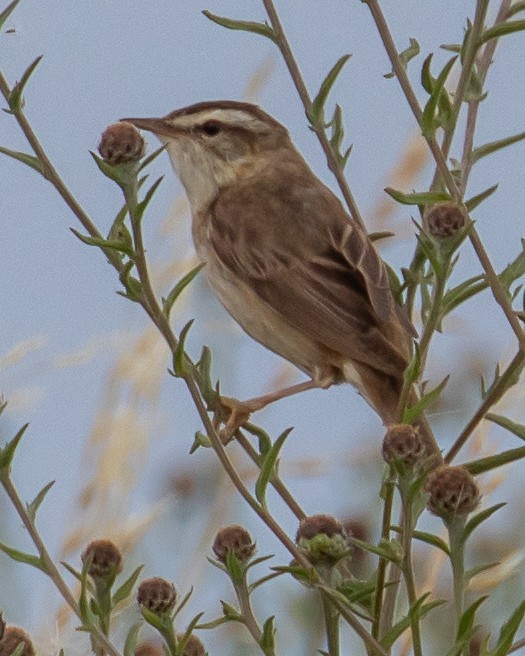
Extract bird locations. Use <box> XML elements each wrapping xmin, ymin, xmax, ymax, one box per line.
<box><xmin>122</xmin><ymin>100</ymin><xmax>440</xmax><ymax>459</ymax></box>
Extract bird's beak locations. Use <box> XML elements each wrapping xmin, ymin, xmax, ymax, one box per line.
<box><xmin>120</xmin><ymin>117</ymin><xmax>178</xmax><ymax>138</ymax></box>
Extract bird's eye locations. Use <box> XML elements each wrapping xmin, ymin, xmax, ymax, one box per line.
<box><xmin>201</xmin><ymin>120</ymin><xmax>221</xmax><ymax>136</ymax></box>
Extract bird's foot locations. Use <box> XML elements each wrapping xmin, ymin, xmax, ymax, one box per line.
<box><xmin>218</xmin><ymin>396</ymin><xmax>266</xmax><ymax>443</ymax></box>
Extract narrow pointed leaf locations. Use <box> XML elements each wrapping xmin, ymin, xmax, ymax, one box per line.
<box><xmin>8</xmin><ymin>55</ymin><xmax>43</xmax><ymax>111</ymax></box>
<box><xmin>91</xmin><ymin>151</ymin><xmax>136</xmax><ymax>186</ymax></box>
<box><xmin>123</xmin><ymin>622</ymin><xmax>143</xmax><ymax>656</ymax></box>
<box><xmin>173</xmin><ymin>319</ymin><xmax>195</xmax><ymax>377</ymax></box>
<box><xmin>60</xmin><ymin>560</ymin><xmax>82</xmax><ymax>582</ymax></box>
<box><xmin>421</xmin><ymin>54</ymin><xmax>434</xmax><ymax>93</ymax></box>
<box><xmin>260</xmin><ymin>616</ymin><xmax>276</xmax><ymax>653</ymax></box>
<box><xmin>134</xmin><ymin>176</ymin><xmax>164</xmax><ymax>222</ymax></box>
<box><xmin>163</xmin><ymin>262</ymin><xmax>205</xmax><ymax>319</ymax></box>
<box><xmin>0</xmin><ymin>146</ymin><xmax>43</xmax><ymax>175</ymax></box>
<box><xmin>381</xmin><ymin>594</ymin><xmax>445</xmax><ymax>648</ymax></box>
<box><xmin>457</xmin><ymin>596</ymin><xmax>488</xmax><ymax>641</ymax></box>
<box><xmin>473</xmin><ymin>130</ymin><xmax>525</xmax><ymax>163</ymax></box>
<box><xmin>464</xmin><ymin>502</ymin><xmax>506</xmax><ymax>540</ymax></box>
<box><xmin>26</xmin><ymin>480</ymin><xmax>55</xmax><ymax>522</ymax></box>
<box><xmin>492</xmin><ymin>600</ymin><xmax>525</xmax><ymax>656</ymax></box>
<box><xmin>486</xmin><ymin>413</ymin><xmax>525</xmax><ymax>441</ymax></box>
<box><xmin>403</xmin><ymin>375</ymin><xmax>449</xmax><ymax>424</ymax></box>
<box><xmin>385</xmin><ymin>38</ymin><xmax>420</xmax><ymax>78</ymax></box>
<box><xmin>465</xmin><ymin>561</ymin><xmax>501</xmax><ymax>582</ymax></box>
<box><xmin>479</xmin><ymin>19</ymin><xmax>525</xmax><ymax>45</ymax></box>
<box><xmin>138</xmin><ymin>143</ymin><xmax>167</xmax><ymax>171</ymax></box>
<box><xmin>384</xmin><ymin>187</ymin><xmax>449</xmax><ymax>206</ymax></box>
<box><xmin>112</xmin><ymin>564</ymin><xmax>144</xmax><ymax>605</ymax></box>
<box><xmin>463</xmin><ymin>445</ymin><xmax>525</xmax><ymax>475</ymax></box>
<box><xmin>410</xmin><ymin>530</ymin><xmax>451</xmax><ymax>556</ymax></box>
<box><xmin>310</xmin><ymin>54</ymin><xmax>351</xmax><ymax>123</ymax></box>
<box><xmin>70</xmin><ymin>228</ymin><xmax>134</xmax><ymax>256</ymax></box>
<box><xmin>499</xmin><ymin>239</ymin><xmax>525</xmax><ymax>288</ymax></box>
<box><xmin>0</xmin><ymin>0</ymin><xmax>22</xmax><ymax>31</ymax></box>
<box><xmin>421</xmin><ymin>56</ymin><xmax>458</xmax><ymax>136</ymax></box>
<box><xmin>0</xmin><ymin>542</ymin><xmax>44</xmax><ymax>571</ymax></box>
<box><xmin>202</xmin><ymin>10</ymin><xmax>277</xmax><ymax>43</ymax></box>
<box><xmin>465</xmin><ymin>184</ymin><xmax>498</xmax><ymax>212</ymax></box>
<box><xmin>255</xmin><ymin>427</ymin><xmax>293</xmax><ymax>507</ymax></box>
<box><xmin>0</xmin><ymin>423</ymin><xmax>28</xmax><ymax>471</ymax></box>
<box><xmin>441</xmin><ymin>275</ymin><xmax>487</xmax><ymax>316</ymax></box>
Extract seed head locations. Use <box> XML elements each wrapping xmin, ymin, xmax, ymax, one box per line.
<box><xmin>98</xmin><ymin>122</ymin><xmax>146</xmax><ymax>165</ymax></box>
<box><xmin>135</xmin><ymin>642</ymin><xmax>164</xmax><ymax>656</ymax></box>
<box><xmin>176</xmin><ymin>633</ymin><xmax>206</xmax><ymax>656</ymax></box>
<box><xmin>426</xmin><ymin>202</ymin><xmax>466</xmax><ymax>239</ymax></box>
<box><xmin>296</xmin><ymin>514</ymin><xmax>348</xmax><ymax>564</ymax></box>
<box><xmin>0</xmin><ymin>626</ymin><xmax>35</xmax><ymax>656</ymax></box>
<box><xmin>81</xmin><ymin>539</ymin><xmax>122</xmax><ymax>579</ymax></box>
<box><xmin>212</xmin><ymin>525</ymin><xmax>256</xmax><ymax>563</ymax></box>
<box><xmin>137</xmin><ymin>577</ymin><xmax>177</xmax><ymax>615</ymax></box>
<box><xmin>382</xmin><ymin>424</ymin><xmax>426</xmax><ymax>467</ymax></box>
<box><xmin>426</xmin><ymin>465</ymin><xmax>481</xmax><ymax>519</ymax></box>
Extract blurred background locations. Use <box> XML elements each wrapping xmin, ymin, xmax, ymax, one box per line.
<box><xmin>1</xmin><ymin>1</ymin><xmax>525</xmax><ymax>654</ymax></box>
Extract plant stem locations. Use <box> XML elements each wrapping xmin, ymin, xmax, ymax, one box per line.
<box><xmin>261</xmin><ymin>0</ymin><xmax>366</xmax><ymax>231</ymax></box>
<box><xmin>448</xmin><ymin>518</ymin><xmax>467</xmax><ymax>634</ymax></box>
<box><xmin>372</xmin><ymin>473</ymin><xmax>395</xmax><ymax>641</ymax></box>
<box><xmin>1</xmin><ymin>476</ymin><xmax>122</xmax><ymax>656</ymax></box>
<box><xmin>322</xmin><ymin>593</ymin><xmax>341</xmax><ymax>656</ymax></box>
<box><xmin>400</xmin><ymin>499</ymin><xmax>423</xmax><ymax>656</ymax></box>
<box><xmin>363</xmin><ymin>0</ymin><xmax>525</xmax><ymax>356</ymax></box>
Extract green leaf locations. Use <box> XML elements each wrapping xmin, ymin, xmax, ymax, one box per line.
<box><xmin>499</xmin><ymin>240</ymin><xmax>525</xmax><ymax>289</ymax></box>
<box><xmin>384</xmin><ymin>38</ymin><xmax>420</xmax><ymax>78</ymax></box>
<box><xmin>492</xmin><ymin>600</ymin><xmax>525</xmax><ymax>656</ymax></box>
<box><xmin>138</xmin><ymin>143</ymin><xmax>167</xmax><ymax>171</ymax></box>
<box><xmin>189</xmin><ymin>431</ymin><xmax>211</xmax><ymax>454</ymax></box>
<box><xmin>403</xmin><ymin>342</ymin><xmax>421</xmax><ymax>386</ymax></box>
<box><xmin>337</xmin><ymin>580</ymin><xmax>376</xmax><ymax>606</ymax></box>
<box><xmin>465</xmin><ymin>184</ymin><xmax>498</xmax><ymax>212</ymax></box>
<box><xmin>112</xmin><ymin>564</ymin><xmax>144</xmax><ymax>605</ymax></box>
<box><xmin>224</xmin><ymin>549</ymin><xmax>244</xmax><ymax>585</ymax></box>
<box><xmin>260</xmin><ymin>616</ymin><xmax>276</xmax><ymax>654</ymax></box>
<box><xmin>123</xmin><ymin>622</ymin><xmax>143</xmax><ymax>656</ymax></box>
<box><xmin>403</xmin><ymin>375</ymin><xmax>449</xmax><ymax>424</ymax></box>
<box><xmin>0</xmin><ymin>542</ymin><xmax>45</xmax><ymax>571</ymax></box>
<box><xmin>486</xmin><ymin>413</ymin><xmax>525</xmax><ymax>441</ymax></box>
<box><xmin>384</xmin><ymin>187</ymin><xmax>450</xmax><ymax>206</ymax></box>
<box><xmin>221</xmin><ymin>600</ymin><xmax>242</xmax><ymax>622</ymax></box>
<box><xmin>202</xmin><ymin>10</ymin><xmax>277</xmax><ymax>43</ymax></box>
<box><xmin>465</xmin><ymin>561</ymin><xmax>500</xmax><ymax>582</ymax></box>
<box><xmin>421</xmin><ymin>56</ymin><xmax>458</xmax><ymax>137</ymax></box>
<box><xmin>162</xmin><ymin>262</ymin><xmax>205</xmax><ymax>319</ymax></box>
<box><xmin>441</xmin><ymin>274</ymin><xmax>486</xmax><ymax>317</ymax></box>
<box><xmin>255</xmin><ymin>427</ymin><xmax>293</xmax><ymax>508</ymax></box>
<box><xmin>381</xmin><ymin>593</ymin><xmax>445</xmax><ymax>648</ymax></box>
<box><xmin>479</xmin><ymin>19</ymin><xmax>525</xmax><ymax>46</ymax></box>
<box><xmin>8</xmin><ymin>55</ymin><xmax>43</xmax><ymax>111</ymax></box>
<box><xmin>69</xmin><ymin>228</ymin><xmax>134</xmax><ymax>257</ymax></box>
<box><xmin>462</xmin><ymin>446</ymin><xmax>525</xmax><ymax>475</ymax></box>
<box><xmin>26</xmin><ymin>480</ymin><xmax>55</xmax><ymax>522</ymax></box>
<box><xmin>0</xmin><ymin>0</ymin><xmax>21</xmax><ymax>31</ymax></box>
<box><xmin>472</xmin><ymin>130</ymin><xmax>525</xmax><ymax>163</ymax></box>
<box><xmin>328</xmin><ymin>104</ymin><xmax>345</xmax><ymax>154</ymax></box>
<box><xmin>0</xmin><ymin>146</ymin><xmax>43</xmax><ymax>175</ymax></box>
<box><xmin>310</xmin><ymin>54</ymin><xmax>351</xmax><ymax>123</ymax></box>
<box><xmin>173</xmin><ymin>319</ymin><xmax>195</xmax><ymax>377</ymax></box>
<box><xmin>134</xmin><ymin>176</ymin><xmax>164</xmax><ymax>223</ymax></box>
<box><xmin>420</xmin><ymin>54</ymin><xmax>434</xmax><ymax>93</ymax></box>
<box><xmin>410</xmin><ymin>530</ymin><xmax>451</xmax><ymax>556</ymax></box>
<box><xmin>118</xmin><ymin>261</ymin><xmax>142</xmax><ymax>302</ymax></box>
<box><xmin>464</xmin><ymin>502</ymin><xmax>506</xmax><ymax>541</ymax></box>
<box><xmin>349</xmin><ymin>537</ymin><xmax>403</xmax><ymax>565</ymax></box>
<box><xmin>456</xmin><ymin>596</ymin><xmax>488</xmax><ymax>643</ymax></box>
<box><xmin>0</xmin><ymin>423</ymin><xmax>28</xmax><ymax>473</ymax></box>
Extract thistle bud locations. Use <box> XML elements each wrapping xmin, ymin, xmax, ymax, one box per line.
<box><xmin>81</xmin><ymin>539</ymin><xmax>122</xmax><ymax>579</ymax></box>
<box><xmin>176</xmin><ymin>633</ymin><xmax>206</xmax><ymax>656</ymax></box>
<box><xmin>425</xmin><ymin>465</ymin><xmax>480</xmax><ymax>519</ymax></box>
<box><xmin>98</xmin><ymin>122</ymin><xmax>146</xmax><ymax>165</ymax></box>
<box><xmin>426</xmin><ymin>202</ymin><xmax>466</xmax><ymax>239</ymax></box>
<box><xmin>296</xmin><ymin>514</ymin><xmax>348</xmax><ymax>564</ymax></box>
<box><xmin>382</xmin><ymin>424</ymin><xmax>425</xmax><ymax>467</ymax></box>
<box><xmin>212</xmin><ymin>525</ymin><xmax>256</xmax><ymax>563</ymax></box>
<box><xmin>0</xmin><ymin>626</ymin><xmax>35</xmax><ymax>656</ymax></box>
<box><xmin>137</xmin><ymin>577</ymin><xmax>177</xmax><ymax>615</ymax></box>
<box><xmin>135</xmin><ymin>642</ymin><xmax>163</xmax><ymax>656</ymax></box>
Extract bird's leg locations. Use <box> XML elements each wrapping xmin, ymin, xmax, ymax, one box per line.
<box><xmin>219</xmin><ymin>378</ymin><xmax>329</xmax><ymax>442</ymax></box>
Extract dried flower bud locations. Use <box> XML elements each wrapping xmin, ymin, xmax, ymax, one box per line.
<box><xmin>296</xmin><ymin>514</ymin><xmax>348</xmax><ymax>564</ymax></box>
<box><xmin>382</xmin><ymin>424</ymin><xmax>426</xmax><ymax>467</ymax></box>
<box><xmin>176</xmin><ymin>633</ymin><xmax>206</xmax><ymax>656</ymax></box>
<box><xmin>426</xmin><ymin>202</ymin><xmax>466</xmax><ymax>239</ymax></box>
<box><xmin>137</xmin><ymin>577</ymin><xmax>177</xmax><ymax>615</ymax></box>
<box><xmin>425</xmin><ymin>465</ymin><xmax>480</xmax><ymax>519</ymax></box>
<box><xmin>98</xmin><ymin>122</ymin><xmax>146</xmax><ymax>165</ymax></box>
<box><xmin>0</xmin><ymin>626</ymin><xmax>35</xmax><ymax>656</ymax></box>
<box><xmin>81</xmin><ymin>539</ymin><xmax>122</xmax><ymax>579</ymax></box>
<box><xmin>212</xmin><ymin>525</ymin><xmax>256</xmax><ymax>563</ymax></box>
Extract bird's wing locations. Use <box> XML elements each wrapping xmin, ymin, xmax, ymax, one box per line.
<box><xmin>209</xmin><ymin>174</ymin><xmax>410</xmax><ymax>375</ymax></box>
